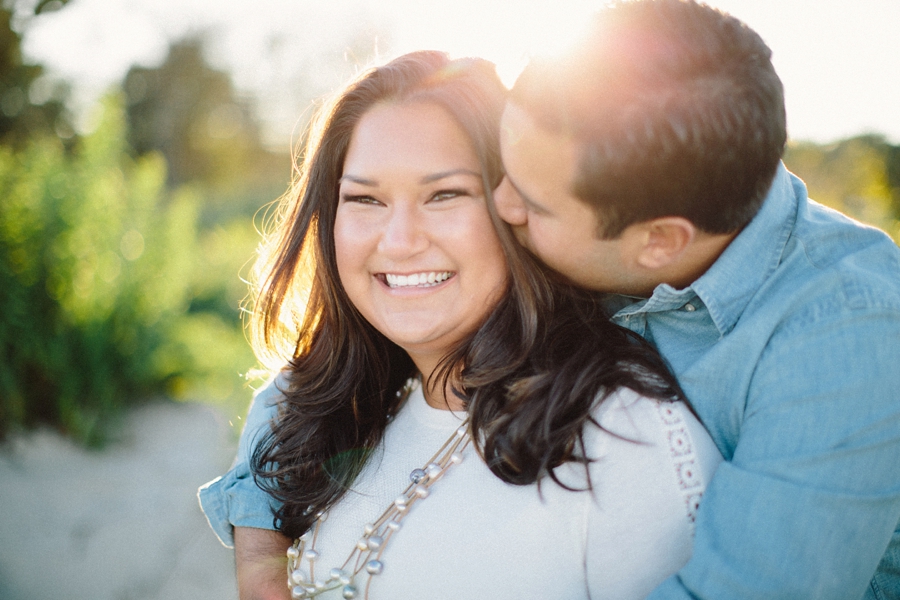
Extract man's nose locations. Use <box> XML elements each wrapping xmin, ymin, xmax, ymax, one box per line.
<box><xmin>493</xmin><ymin>177</ymin><xmax>528</xmax><ymax>226</ymax></box>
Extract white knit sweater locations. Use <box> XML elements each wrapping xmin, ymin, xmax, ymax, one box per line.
<box><xmin>293</xmin><ymin>381</ymin><xmax>722</xmax><ymax>600</ymax></box>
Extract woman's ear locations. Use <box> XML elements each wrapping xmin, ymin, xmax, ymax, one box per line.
<box><xmin>631</xmin><ymin>217</ymin><xmax>697</xmax><ymax>270</ymax></box>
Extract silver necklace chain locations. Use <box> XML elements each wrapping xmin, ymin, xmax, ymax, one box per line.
<box><xmin>286</xmin><ymin>408</ymin><xmax>471</xmax><ymax>599</ymax></box>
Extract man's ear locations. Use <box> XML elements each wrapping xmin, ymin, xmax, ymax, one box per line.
<box><xmin>629</xmin><ymin>217</ymin><xmax>697</xmax><ymax>270</ymax></box>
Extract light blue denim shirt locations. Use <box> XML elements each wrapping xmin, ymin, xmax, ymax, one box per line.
<box><xmin>198</xmin><ymin>373</ymin><xmax>283</xmax><ymax>547</ymax></box>
<box><xmin>199</xmin><ymin>164</ymin><xmax>900</xmax><ymax>598</ymax></box>
<box><xmin>625</xmin><ymin>165</ymin><xmax>900</xmax><ymax>600</ymax></box>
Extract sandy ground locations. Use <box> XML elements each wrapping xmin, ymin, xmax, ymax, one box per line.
<box><xmin>0</xmin><ymin>401</ymin><xmax>245</xmax><ymax>600</ymax></box>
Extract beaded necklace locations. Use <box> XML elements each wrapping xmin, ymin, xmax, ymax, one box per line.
<box><xmin>286</xmin><ymin>384</ymin><xmax>472</xmax><ymax>600</ymax></box>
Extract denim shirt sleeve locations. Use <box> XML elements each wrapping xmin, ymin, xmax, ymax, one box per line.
<box><xmin>197</xmin><ymin>374</ymin><xmax>284</xmax><ymax>548</ymax></box>
<box><xmin>648</xmin><ymin>304</ymin><xmax>900</xmax><ymax>599</ymax></box>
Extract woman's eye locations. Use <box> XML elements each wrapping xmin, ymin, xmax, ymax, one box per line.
<box><xmin>431</xmin><ymin>189</ymin><xmax>468</xmax><ymax>202</ymax></box>
<box><xmin>341</xmin><ymin>194</ymin><xmax>380</xmax><ymax>205</ymax></box>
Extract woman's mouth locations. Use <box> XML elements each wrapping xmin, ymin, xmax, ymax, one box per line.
<box><xmin>381</xmin><ymin>271</ymin><xmax>455</xmax><ymax>289</ymax></box>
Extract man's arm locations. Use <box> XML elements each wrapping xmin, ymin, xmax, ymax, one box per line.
<box><xmin>198</xmin><ymin>374</ymin><xmax>284</xmax><ymax>547</ymax></box>
<box><xmin>235</xmin><ymin>527</ymin><xmax>293</xmax><ymax>600</ymax></box>
<box><xmin>649</xmin><ymin>309</ymin><xmax>900</xmax><ymax>599</ymax></box>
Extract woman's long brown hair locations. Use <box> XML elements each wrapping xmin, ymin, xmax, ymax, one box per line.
<box><xmin>250</xmin><ymin>51</ymin><xmax>684</xmax><ymax>539</ymax></box>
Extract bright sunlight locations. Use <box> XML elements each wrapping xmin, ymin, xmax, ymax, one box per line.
<box><xmin>382</xmin><ymin>0</ymin><xmax>603</xmax><ymax>86</ymax></box>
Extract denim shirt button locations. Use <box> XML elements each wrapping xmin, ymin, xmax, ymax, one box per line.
<box><xmin>683</xmin><ymin>303</ymin><xmax>696</xmax><ymax>312</ymax></box>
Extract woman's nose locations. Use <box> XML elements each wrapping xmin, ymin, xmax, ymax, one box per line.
<box><xmin>377</xmin><ymin>204</ymin><xmax>428</xmax><ymax>258</ymax></box>
<box><xmin>493</xmin><ymin>177</ymin><xmax>528</xmax><ymax>226</ymax></box>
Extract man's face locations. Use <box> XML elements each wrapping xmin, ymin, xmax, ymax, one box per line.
<box><xmin>494</xmin><ymin>102</ymin><xmax>637</xmax><ymax>293</ymax></box>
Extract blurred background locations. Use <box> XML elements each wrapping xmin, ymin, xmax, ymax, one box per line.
<box><xmin>0</xmin><ymin>0</ymin><xmax>898</xmax><ymax>598</ymax></box>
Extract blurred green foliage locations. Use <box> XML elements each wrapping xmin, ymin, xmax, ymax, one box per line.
<box><xmin>784</xmin><ymin>135</ymin><xmax>900</xmax><ymax>244</ymax></box>
<box><xmin>0</xmin><ymin>96</ymin><xmax>263</xmax><ymax>444</ymax></box>
<box><xmin>1</xmin><ymin>4</ymin><xmax>72</xmax><ymax>145</ymax></box>
<box><xmin>0</xmin><ymin>6</ymin><xmax>289</xmax><ymax>444</ymax></box>
<box><xmin>123</xmin><ymin>38</ymin><xmax>273</xmax><ymax>190</ymax></box>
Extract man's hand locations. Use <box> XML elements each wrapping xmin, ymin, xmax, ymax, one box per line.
<box><xmin>234</xmin><ymin>526</ymin><xmax>293</xmax><ymax>600</ymax></box>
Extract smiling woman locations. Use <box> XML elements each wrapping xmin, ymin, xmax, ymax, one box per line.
<box><xmin>335</xmin><ymin>101</ymin><xmax>507</xmax><ymax>399</ymax></box>
<box><xmin>198</xmin><ymin>50</ymin><xmax>722</xmax><ymax>600</ymax></box>
<box><xmin>244</xmin><ymin>50</ymin><xmax>512</xmax><ymax>544</ymax></box>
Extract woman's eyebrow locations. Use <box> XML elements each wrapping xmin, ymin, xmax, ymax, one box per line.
<box><xmin>339</xmin><ymin>170</ymin><xmax>480</xmax><ymax>186</ymax></box>
<box><xmin>420</xmin><ymin>169</ymin><xmax>482</xmax><ymax>184</ymax></box>
<box><xmin>338</xmin><ymin>174</ymin><xmax>378</xmax><ymax>186</ymax></box>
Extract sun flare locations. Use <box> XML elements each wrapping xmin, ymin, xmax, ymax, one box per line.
<box><xmin>386</xmin><ymin>0</ymin><xmax>604</xmax><ymax>88</ymax></box>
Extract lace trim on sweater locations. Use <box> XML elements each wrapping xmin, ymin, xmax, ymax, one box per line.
<box><xmin>656</xmin><ymin>403</ymin><xmax>704</xmax><ymax>526</ymax></box>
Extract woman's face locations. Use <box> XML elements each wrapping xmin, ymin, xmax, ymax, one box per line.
<box><xmin>334</xmin><ymin>100</ymin><xmax>508</xmax><ymax>375</ymax></box>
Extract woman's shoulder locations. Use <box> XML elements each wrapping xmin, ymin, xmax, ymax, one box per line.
<box><xmin>578</xmin><ymin>389</ymin><xmax>724</xmax><ymax>598</ymax></box>
<box><xmin>592</xmin><ymin>387</ymin><xmax>712</xmax><ymax>447</ymax></box>
<box><xmin>586</xmin><ymin>387</ymin><xmax>723</xmax><ymax>519</ymax></box>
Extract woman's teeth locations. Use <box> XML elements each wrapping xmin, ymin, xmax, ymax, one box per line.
<box><xmin>384</xmin><ymin>271</ymin><xmax>453</xmax><ymax>288</ymax></box>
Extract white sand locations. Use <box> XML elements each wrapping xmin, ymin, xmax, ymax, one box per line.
<box><xmin>0</xmin><ymin>401</ymin><xmax>245</xmax><ymax>600</ymax></box>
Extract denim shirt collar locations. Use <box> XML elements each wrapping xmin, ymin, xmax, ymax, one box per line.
<box><xmin>690</xmin><ymin>163</ymin><xmax>798</xmax><ymax>335</ymax></box>
<box><xmin>612</xmin><ymin>163</ymin><xmax>799</xmax><ymax>336</ymax></box>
